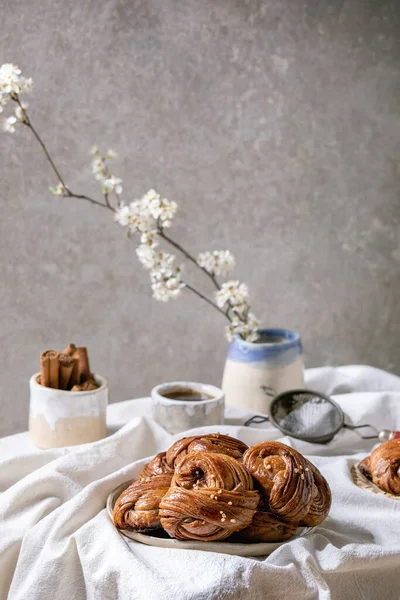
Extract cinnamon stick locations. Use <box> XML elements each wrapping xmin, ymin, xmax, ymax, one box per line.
<box><xmin>62</xmin><ymin>343</ymin><xmax>77</xmax><ymax>357</ymax></box>
<box><xmin>73</xmin><ymin>347</ymin><xmax>91</xmax><ymax>383</ymax></box>
<box><xmin>58</xmin><ymin>354</ymin><xmax>74</xmax><ymax>390</ymax></box>
<box><xmin>71</xmin><ymin>379</ymin><xmax>98</xmax><ymax>392</ymax></box>
<box><xmin>40</xmin><ymin>350</ymin><xmax>60</xmax><ymax>388</ymax></box>
<box><xmin>69</xmin><ymin>358</ymin><xmax>80</xmax><ymax>389</ymax></box>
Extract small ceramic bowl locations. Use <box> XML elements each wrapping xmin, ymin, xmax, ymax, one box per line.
<box><xmin>29</xmin><ymin>373</ymin><xmax>108</xmax><ymax>449</ymax></box>
<box><xmin>151</xmin><ymin>381</ymin><xmax>225</xmax><ymax>434</ymax></box>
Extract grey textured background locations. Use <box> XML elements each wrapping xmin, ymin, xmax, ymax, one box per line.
<box><xmin>1</xmin><ymin>0</ymin><xmax>399</xmax><ymax>436</ymax></box>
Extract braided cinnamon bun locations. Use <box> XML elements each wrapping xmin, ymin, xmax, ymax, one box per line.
<box><xmin>113</xmin><ymin>473</ymin><xmax>172</xmax><ymax>532</ymax></box>
<box><xmin>358</xmin><ymin>456</ymin><xmax>372</xmax><ymax>479</ymax></box>
<box><xmin>138</xmin><ymin>452</ymin><xmax>174</xmax><ymax>479</ymax></box>
<box><xmin>299</xmin><ymin>461</ymin><xmax>331</xmax><ymax>527</ymax></box>
<box><xmin>160</xmin><ymin>452</ymin><xmax>259</xmax><ymax>541</ymax></box>
<box><xmin>113</xmin><ymin>452</ymin><xmax>174</xmax><ymax>531</ymax></box>
<box><xmin>243</xmin><ymin>441</ymin><xmax>313</xmax><ymax>523</ymax></box>
<box><xmin>236</xmin><ymin>510</ymin><xmax>298</xmax><ymax>543</ymax></box>
<box><xmin>166</xmin><ymin>433</ymin><xmax>248</xmax><ymax>469</ymax></box>
<box><xmin>360</xmin><ymin>439</ymin><xmax>400</xmax><ymax>495</ymax></box>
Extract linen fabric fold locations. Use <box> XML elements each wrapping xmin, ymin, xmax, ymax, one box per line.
<box><xmin>1</xmin><ymin>366</ymin><xmax>400</xmax><ymax>599</ymax></box>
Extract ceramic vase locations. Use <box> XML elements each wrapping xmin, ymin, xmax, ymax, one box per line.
<box><xmin>221</xmin><ymin>328</ymin><xmax>304</xmax><ymax>414</ymax></box>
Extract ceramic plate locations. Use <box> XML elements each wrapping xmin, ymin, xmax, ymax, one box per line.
<box><xmin>351</xmin><ymin>463</ymin><xmax>400</xmax><ymax>501</ymax></box>
<box><xmin>107</xmin><ymin>481</ymin><xmax>316</xmax><ymax>557</ymax></box>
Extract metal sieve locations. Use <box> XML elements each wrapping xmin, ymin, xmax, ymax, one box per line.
<box><xmin>244</xmin><ymin>389</ymin><xmax>399</xmax><ymax>444</ymax></box>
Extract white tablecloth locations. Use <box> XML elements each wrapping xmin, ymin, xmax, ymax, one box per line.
<box><xmin>1</xmin><ymin>365</ymin><xmax>400</xmax><ymax>599</ymax></box>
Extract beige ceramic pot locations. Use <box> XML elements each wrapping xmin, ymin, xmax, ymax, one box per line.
<box><xmin>29</xmin><ymin>373</ymin><xmax>108</xmax><ymax>448</ymax></box>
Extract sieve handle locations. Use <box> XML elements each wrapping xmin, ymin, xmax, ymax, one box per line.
<box><xmin>244</xmin><ymin>387</ymin><xmax>277</xmax><ymax>426</ymax></box>
<box><xmin>345</xmin><ymin>423</ymin><xmax>380</xmax><ymax>439</ymax></box>
<box><xmin>346</xmin><ymin>424</ymin><xmax>400</xmax><ymax>441</ymax></box>
<box><xmin>244</xmin><ymin>415</ymin><xmax>269</xmax><ymax>427</ymax></box>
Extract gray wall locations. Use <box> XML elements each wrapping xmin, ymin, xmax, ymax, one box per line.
<box><xmin>1</xmin><ymin>0</ymin><xmax>399</xmax><ymax>437</ymax></box>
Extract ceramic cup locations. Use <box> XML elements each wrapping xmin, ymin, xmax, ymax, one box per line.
<box><xmin>151</xmin><ymin>381</ymin><xmax>225</xmax><ymax>434</ymax></box>
<box><xmin>29</xmin><ymin>373</ymin><xmax>108</xmax><ymax>449</ymax></box>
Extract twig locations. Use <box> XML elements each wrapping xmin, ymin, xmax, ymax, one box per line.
<box><xmin>14</xmin><ymin>95</ymin><xmax>111</xmax><ymax>211</ymax></box>
<box><xmin>159</xmin><ymin>230</ymin><xmax>220</xmax><ymax>291</ymax></box>
<box><xmin>10</xmin><ymin>94</ymin><xmax>242</xmax><ymax>327</ymax></box>
<box><xmin>184</xmin><ymin>283</ymin><xmax>231</xmax><ymax>322</ymax></box>
<box><xmin>104</xmin><ymin>192</ymin><xmax>111</xmax><ymax>210</ymax></box>
<box><xmin>67</xmin><ymin>191</ymin><xmax>112</xmax><ymax>210</ymax></box>
<box><xmin>15</xmin><ymin>97</ymin><xmax>67</xmax><ymax>189</ymax></box>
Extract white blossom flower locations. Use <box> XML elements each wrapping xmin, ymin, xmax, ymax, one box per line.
<box><xmin>141</xmin><ymin>189</ymin><xmax>160</xmax><ymax>215</ymax></box>
<box><xmin>114</xmin><ymin>204</ymin><xmax>131</xmax><ymax>227</ymax></box>
<box><xmin>49</xmin><ymin>182</ymin><xmax>67</xmax><ymax>196</ymax></box>
<box><xmin>90</xmin><ymin>146</ymin><xmax>122</xmax><ymax>199</ymax></box>
<box><xmin>165</xmin><ymin>277</ymin><xmax>181</xmax><ymax>290</ymax></box>
<box><xmin>136</xmin><ymin>245</ymin><xmax>157</xmax><ymax>269</ymax></box>
<box><xmin>115</xmin><ymin>199</ymin><xmax>153</xmax><ymax>233</ymax></box>
<box><xmin>151</xmin><ymin>251</ymin><xmax>176</xmax><ymax>273</ymax></box>
<box><xmin>0</xmin><ymin>64</ymin><xmax>32</xmax><ymax>96</ymax></box>
<box><xmin>15</xmin><ymin>102</ymin><xmax>28</xmax><ymax>122</ymax></box>
<box><xmin>2</xmin><ymin>115</ymin><xmax>17</xmax><ymax>132</ymax></box>
<box><xmin>140</xmin><ymin>189</ymin><xmax>178</xmax><ymax>228</ymax></box>
<box><xmin>216</xmin><ymin>281</ymin><xmax>258</xmax><ymax>340</ymax></box>
<box><xmin>151</xmin><ymin>284</ymin><xmax>169</xmax><ymax>302</ymax></box>
<box><xmin>102</xmin><ymin>175</ymin><xmax>123</xmax><ymax>195</ymax></box>
<box><xmin>159</xmin><ymin>200</ymin><xmax>178</xmax><ymax>228</ymax></box>
<box><xmin>240</xmin><ymin>312</ymin><xmax>260</xmax><ymax>340</ymax></box>
<box><xmin>92</xmin><ymin>156</ymin><xmax>107</xmax><ymax>181</ymax></box>
<box><xmin>198</xmin><ymin>252</ymin><xmax>217</xmax><ymax>273</ymax></box>
<box><xmin>215</xmin><ymin>250</ymin><xmax>235</xmax><ymax>276</ymax></box>
<box><xmin>142</xmin><ymin>249</ymin><xmax>185</xmax><ymax>301</ymax></box>
<box><xmin>114</xmin><ymin>190</ymin><xmax>177</xmax><ymax>237</ymax></box>
<box><xmin>1</xmin><ymin>100</ymin><xmax>29</xmax><ymax>132</ymax></box>
<box><xmin>136</xmin><ymin>246</ymin><xmax>176</xmax><ymax>272</ymax></box>
<box><xmin>0</xmin><ymin>63</ymin><xmax>21</xmax><ymax>86</ymax></box>
<box><xmin>151</xmin><ymin>272</ymin><xmax>185</xmax><ymax>301</ymax></box>
<box><xmin>232</xmin><ymin>302</ymin><xmax>251</xmax><ymax>320</ymax></box>
<box><xmin>127</xmin><ymin>201</ymin><xmax>154</xmax><ymax>232</ymax></box>
<box><xmin>225</xmin><ymin>313</ymin><xmax>259</xmax><ymax>342</ymax></box>
<box><xmin>197</xmin><ymin>251</ymin><xmax>215</xmax><ymax>274</ymax></box>
<box><xmin>0</xmin><ymin>64</ymin><xmax>32</xmax><ymax>116</ymax></box>
<box><xmin>140</xmin><ymin>229</ymin><xmax>159</xmax><ymax>248</ymax></box>
<box><xmin>197</xmin><ymin>250</ymin><xmax>235</xmax><ymax>277</ymax></box>
<box><xmin>216</xmin><ymin>280</ymin><xmax>249</xmax><ymax>309</ymax></box>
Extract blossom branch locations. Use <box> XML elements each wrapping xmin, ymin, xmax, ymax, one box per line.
<box><xmin>67</xmin><ymin>191</ymin><xmax>113</xmax><ymax>210</ymax></box>
<box><xmin>159</xmin><ymin>230</ymin><xmax>220</xmax><ymax>291</ymax></box>
<box><xmin>1</xmin><ymin>63</ymin><xmax>260</xmax><ymax>342</ymax></box>
<box><xmin>104</xmin><ymin>193</ymin><xmax>111</xmax><ymax>210</ymax></box>
<box><xmin>15</xmin><ymin>97</ymin><xmax>66</xmax><ymax>189</ymax></box>
<box><xmin>184</xmin><ymin>283</ymin><xmax>231</xmax><ymax>321</ymax></box>
<box><xmin>14</xmin><ymin>96</ymin><xmax>112</xmax><ymax>211</ymax></box>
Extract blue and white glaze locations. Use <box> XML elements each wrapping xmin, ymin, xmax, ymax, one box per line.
<box><xmin>227</xmin><ymin>328</ymin><xmax>302</xmax><ymax>368</ymax></box>
<box><xmin>222</xmin><ymin>329</ymin><xmax>305</xmax><ymax>414</ymax></box>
